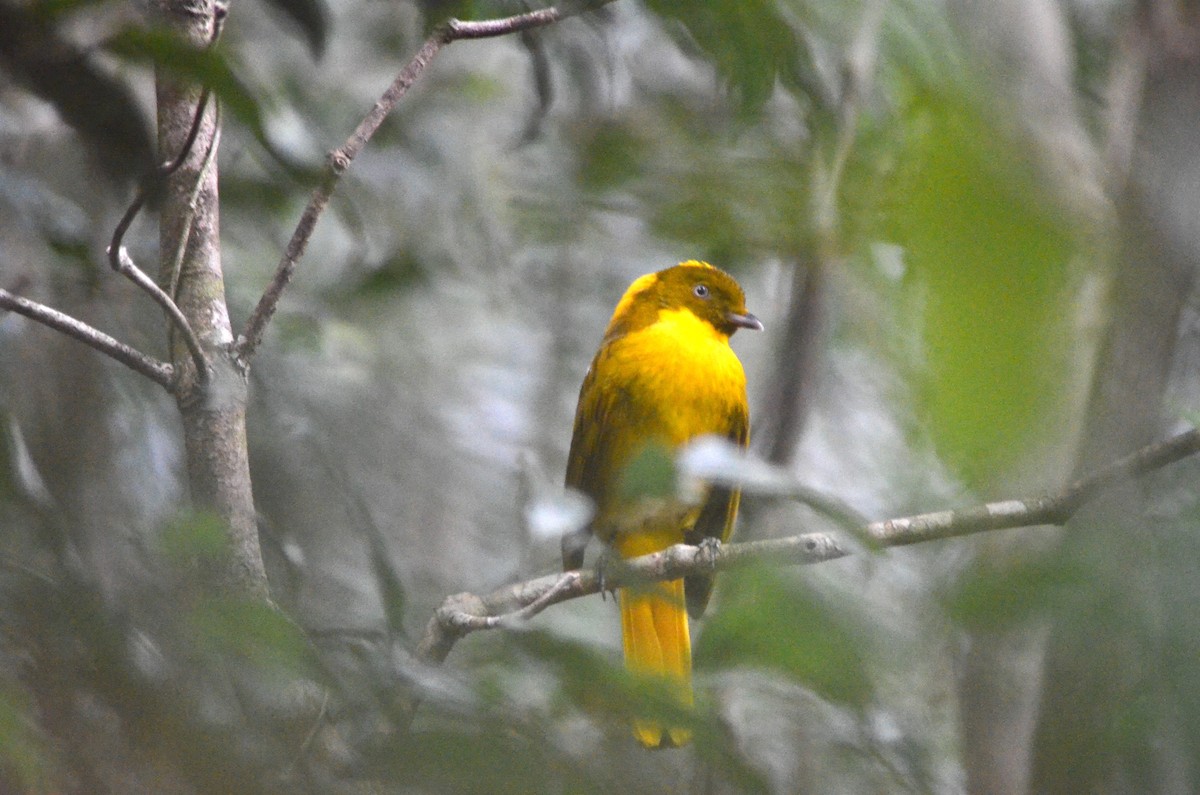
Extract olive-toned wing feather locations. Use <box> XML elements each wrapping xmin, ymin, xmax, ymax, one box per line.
<box><xmin>683</xmin><ymin>400</ymin><xmax>749</xmax><ymax>618</ymax></box>
<box><xmin>562</xmin><ymin>357</ymin><xmax>620</xmax><ymax>570</ymax></box>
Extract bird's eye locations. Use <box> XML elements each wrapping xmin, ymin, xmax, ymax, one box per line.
<box><xmin>693</xmin><ymin>284</ymin><xmax>710</xmax><ymax>299</ymax></box>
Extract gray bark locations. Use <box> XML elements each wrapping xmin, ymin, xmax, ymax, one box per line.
<box><xmin>1030</xmin><ymin>7</ymin><xmax>1200</xmax><ymax>792</ymax></box>
<box><xmin>153</xmin><ymin>0</ymin><xmax>268</xmax><ymax>599</ymax></box>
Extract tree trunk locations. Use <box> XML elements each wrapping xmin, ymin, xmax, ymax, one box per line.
<box><xmin>1030</xmin><ymin>7</ymin><xmax>1200</xmax><ymax>790</ymax></box>
<box><xmin>153</xmin><ymin>0</ymin><xmax>267</xmax><ymax>599</ymax></box>
<box><xmin>755</xmin><ymin>256</ymin><xmax>826</xmax><ymax>467</ymax></box>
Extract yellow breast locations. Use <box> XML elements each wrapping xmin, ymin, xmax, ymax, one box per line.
<box><xmin>606</xmin><ymin>307</ymin><xmax>747</xmax><ymax>446</ymax></box>
<box><xmin>597</xmin><ymin>307</ymin><xmax>745</xmax><ymax>550</ymax></box>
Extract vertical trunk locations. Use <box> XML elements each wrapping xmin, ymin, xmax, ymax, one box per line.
<box><xmin>1030</xmin><ymin>8</ymin><xmax>1200</xmax><ymax>791</ymax></box>
<box><xmin>1029</xmin><ymin>203</ymin><xmax>1194</xmax><ymax>795</ymax></box>
<box><xmin>755</xmin><ymin>256</ymin><xmax>827</xmax><ymax>467</ymax></box>
<box><xmin>1028</xmin><ymin>213</ymin><xmax>1192</xmax><ymax>795</ymax></box>
<box><xmin>154</xmin><ymin>0</ymin><xmax>267</xmax><ymax>599</ymax></box>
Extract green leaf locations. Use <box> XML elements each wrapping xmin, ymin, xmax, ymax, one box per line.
<box><xmin>189</xmin><ymin>597</ymin><xmax>313</xmax><ymax>674</ymax></box>
<box><xmin>696</xmin><ymin>566</ymin><xmax>872</xmax><ymax>707</ymax></box>
<box><xmin>258</xmin><ymin>0</ymin><xmax>330</xmax><ymax>59</ymax></box>
<box><xmin>883</xmin><ymin>96</ymin><xmax>1075</xmax><ymax>486</ymax></box>
<box><xmin>644</xmin><ymin>0</ymin><xmax>817</xmax><ymax>114</ymax></box>
<box><xmin>508</xmin><ymin>630</ymin><xmax>771</xmax><ymax>791</ymax></box>
<box><xmin>942</xmin><ymin>553</ymin><xmax>1090</xmax><ymax>632</ymax></box>
<box><xmin>160</xmin><ymin>512</ymin><xmax>230</xmax><ymax>566</ymax></box>
<box><xmin>513</xmin><ymin>629</ymin><xmax>689</xmax><ymax>730</ymax></box>
<box><xmin>105</xmin><ymin>27</ymin><xmax>269</xmax><ymax>147</ymax></box>
<box><xmin>381</xmin><ymin>725</ymin><xmax>594</xmax><ymax>795</ymax></box>
<box><xmin>0</xmin><ymin>684</ymin><xmax>49</xmax><ymax>791</ymax></box>
<box><xmin>347</xmin><ymin>252</ymin><xmax>427</xmax><ymax>298</ymax></box>
<box><xmin>576</xmin><ymin>121</ymin><xmax>647</xmax><ymax>192</ymax></box>
<box><xmin>617</xmin><ymin>440</ymin><xmax>677</xmax><ymax>502</ymax></box>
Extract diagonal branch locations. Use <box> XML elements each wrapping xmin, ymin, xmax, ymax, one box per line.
<box><xmin>0</xmin><ymin>288</ymin><xmax>175</xmax><ymax>389</ymax></box>
<box><xmin>9</xmin><ymin>68</ymin><xmax>215</xmax><ymax>395</ymax></box>
<box><xmin>413</xmin><ymin>426</ymin><xmax>1200</xmax><ymax>667</ymax></box>
<box><xmin>102</xmin><ymin>17</ymin><xmax>226</xmax><ymax>386</ymax></box>
<box><xmin>234</xmin><ymin>0</ymin><xmax>617</xmax><ymax>364</ymax></box>
<box><xmin>103</xmin><ymin>98</ymin><xmax>213</xmax><ymax>385</ymax></box>
<box><xmin>108</xmin><ymin>245</ymin><xmax>210</xmax><ymax>384</ymax></box>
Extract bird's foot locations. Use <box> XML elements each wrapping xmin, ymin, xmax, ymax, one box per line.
<box><xmin>594</xmin><ymin>549</ymin><xmax>621</xmax><ymax>602</ymax></box>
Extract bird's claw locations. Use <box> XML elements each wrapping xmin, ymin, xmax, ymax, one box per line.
<box><xmin>595</xmin><ymin>551</ymin><xmax>619</xmax><ymax>602</ymax></box>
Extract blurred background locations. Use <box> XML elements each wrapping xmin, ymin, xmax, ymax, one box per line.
<box><xmin>2</xmin><ymin>0</ymin><xmax>1200</xmax><ymax>792</ymax></box>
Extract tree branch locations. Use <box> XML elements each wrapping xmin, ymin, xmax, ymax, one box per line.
<box><xmin>0</xmin><ymin>288</ymin><xmax>175</xmax><ymax>389</ymax></box>
<box><xmin>1</xmin><ymin>46</ymin><xmax>217</xmax><ymax>396</ymax></box>
<box><xmin>414</xmin><ymin>426</ymin><xmax>1200</xmax><ymax>665</ymax></box>
<box><xmin>234</xmin><ymin>0</ymin><xmax>617</xmax><ymax>363</ymax></box>
<box><xmin>103</xmin><ymin>25</ymin><xmax>224</xmax><ymax>386</ymax></box>
<box><xmin>108</xmin><ymin>245</ymin><xmax>210</xmax><ymax>384</ymax></box>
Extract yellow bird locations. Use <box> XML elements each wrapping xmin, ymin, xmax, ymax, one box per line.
<box><xmin>563</xmin><ymin>260</ymin><xmax>761</xmax><ymax>748</ymax></box>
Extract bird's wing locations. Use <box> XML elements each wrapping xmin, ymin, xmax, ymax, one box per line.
<box><xmin>562</xmin><ymin>353</ymin><xmax>624</xmax><ymax>570</ymax></box>
<box><xmin>683</xmin><ymin>399</ymin><xmax>749</xmax><ymax>618</ymax></box>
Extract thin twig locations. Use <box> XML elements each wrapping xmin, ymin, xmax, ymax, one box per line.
<box><xmin>283</xmin><ymin>687</ymin><xmax>329</xmax><ymax>778</ymax></box>
<box><xmin>815</xmin><ymin>0</ymin><xmax>886</xmax><ymax>228</ymax></box>
<box><xmin>108</xmin><ymin>246</ymin><xmax>210</xmax><ymax>384</ymax></box>
<box><xmin>106</xmin><ymin>83</ymin><xmax>210</xmax><ymax>251</ymax></box>
<box><xmin>103</xmin><ymin>9</ymin><xmax>225</xmax><ymax>386</ymax></box>
<box><xmin>167</xmin><ymin>89</ymin><xmax>212</xmax><ymax>175</ymax></box>
<box><xmin>413</xmin><ymin>426</ymin><xmax>1200</xmax><ymax>665</ymax></box>
<box><xmin>443</xmin><ymin>6</ymin><xmax>572</xmax><ymax>39</ymax></box>
<box><xmin>0</xmin><ymin>289</ymin><xmax>174</xmax><ymax>389</ymax></box>
<box><xmin>234</xmin><ymin>0</ymin><xmax>617</xmax><ymax>363</ymax></box>
<box><xmin>165</xmin><ymin>103</ymin><xmax>223</xmax><ymax>371</ymax></box>
<box><xmin>161</xmin><ymin>96</ymin><xmax>217</xmax><ymax>302</ymax></box>
<box><xmin>105</xmin><ymin>88</ymin><xmax>214</xmax><ymax>383</ymax></box>
<box><xmin>783</xmin><ymin>483</ymin><xmax>871</xmax><ymax>536</ymax></box>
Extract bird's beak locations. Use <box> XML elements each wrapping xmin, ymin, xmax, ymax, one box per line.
<box><xmin>726</xmin><ymin>311</ymin><xmax>764</xmax><ymax>332</ymax></box>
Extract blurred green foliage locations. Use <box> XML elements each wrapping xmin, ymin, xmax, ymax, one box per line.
<box><xmin>645</xmin><ymin>0</ymin><xmax>823</xmax><ymax>114</ymax></box>
<box><xmin>189</xmin><ymin>596</ymin><xmax>314</xmax><ymax>674</ymax></box>
<box><xmin>697</xmin><ymin>566</ymin><xmax>871</xmax><ymax>708</ymax></box>
<box><xmin>0</xmin><ymin>0</ymin><xmax>156</xmax><ymax>182</ymax></box>
<box><xmin>515</xmin><ymin>629</ymin><xmax>698</xmax><ymax>740</ymax></box>
<box><xmin>884</xmin><ymin>97</ymin><xmax>1075</xmax><ymax>487</ymax></box>
<box><xmin>941</xmin><ymin>547</ymin><xmax>1090</xmax><ymax>631</ymax></box>
<box><xmin>572</xmin><ymin>104</ymin><xmax>811</xmax><ymax>266</ymax></box>
<box><xmin>4</xmin><ymin>0</ymin><xmax>1198</xmax><ymax>791</ymax></box>
<box><xmin>383</xmin><ymin>726</ymin><xmax>593</xmax><ymax>795</ymax></box>
<box><xmin>1156</xmin><ymin>493</ymin><xmax>1200</xmax><ymax>766</ymax></box>
<box><xmin>616</xmin><ymin>441</ymin><xmax>676</xmax><ymax>502</ymax></box>
<box><xmin>160</xmin><ymin>511</ymin><xmax>231</xmax><ymax>566</ymax></box>
<box><xmin>0</xmin><ymin>684</ymin><xmax>48</xmax><ymax>792</ymax></box>
<box><xmin>508</xmin><ymin>629</ymin><xmax>772</xmax><ymax>792</ymax></box>
<box><xmin>107</xmin><ymin>27</ymin><xmax>270</xmax><ymax>143</ymax></box>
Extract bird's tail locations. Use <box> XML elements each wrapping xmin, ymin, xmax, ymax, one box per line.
<box><xmin>619</xmin><ymin>578</ymin><xmax>693</xmax><ymax>748</ymax></box>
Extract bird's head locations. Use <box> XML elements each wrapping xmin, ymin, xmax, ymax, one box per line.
<box><xmin>606</xmin><ymin>260</ymin><xmax>763</xmax><ymax>340</ymax></box>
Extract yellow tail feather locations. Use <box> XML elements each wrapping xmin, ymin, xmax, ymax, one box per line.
<box><xmin>619</xmin><ymin>578</ymin><xmax>693</xmax><ymax>748</ymax></box>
